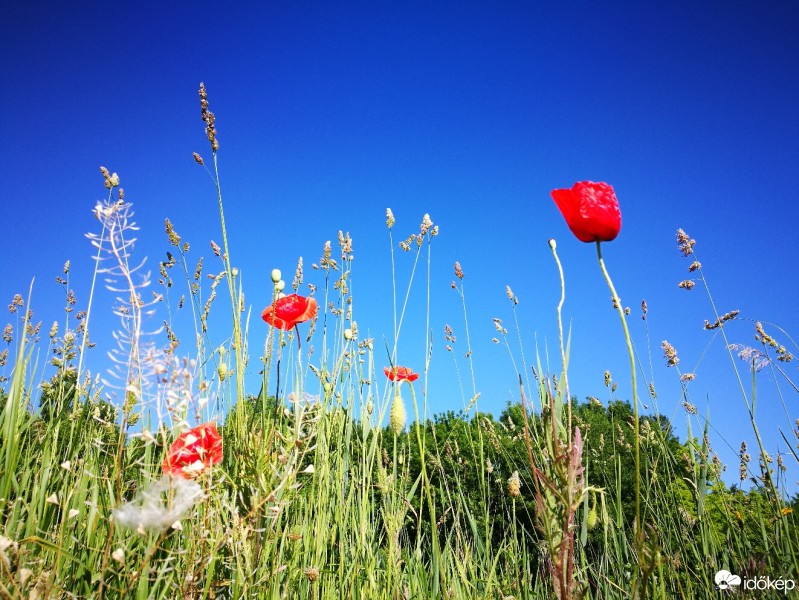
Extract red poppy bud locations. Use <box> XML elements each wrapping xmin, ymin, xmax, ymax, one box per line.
<box><xmin>550</xmin><ymin>181</ymin><xmax>621</xmax><ymax>243</ymax></box>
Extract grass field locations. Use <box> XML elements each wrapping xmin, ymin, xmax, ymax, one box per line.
<box><xmin>1</xmin><ymin>87</ymin><xmax>797</xmax><ymax>599</ymax></box>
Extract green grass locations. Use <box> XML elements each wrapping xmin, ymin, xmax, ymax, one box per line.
<box><xmin>1</xmin><ymin>89</ymin><xmax>798</xmax><ymax>599</ymax></box>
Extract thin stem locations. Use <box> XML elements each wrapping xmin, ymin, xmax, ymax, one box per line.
<box><xmin>595</xmin><ymin>241</ymin><xmax>641</xmax><ymax>552</ymax></box>
<box><xmin>212</xmin><ymin>152</ymin><xmax>245</xmax><ymax>409</ymax></box>
<box><xmin>76</xmin><ymin>194</ymin><xmax>112</xmax><ymax>387</ymax></box>
<box><xmin>549</xmin><ymin>240</ymin><xmax>571</xmax><ymax>440</ymax></box>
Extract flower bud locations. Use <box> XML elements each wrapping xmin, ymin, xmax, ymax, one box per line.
<box><xmin>389</xmin><ymin>392</ymin><xmax>406</xmax><ymax>436</ymax></box>
<box><xmin>271</xmin><ymin>268</ymin><xmax>282</xmax><ymax>283</ymax></box>
<box><xmin>275</xmin><ymin>280</ymin><xmax>286</xmax><ymax>292</ymax></box>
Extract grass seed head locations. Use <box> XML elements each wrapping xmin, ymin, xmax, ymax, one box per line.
<box><xmin>661</xmin><ymin>340</ymin><xmax>679</xmax><ymax>367</ymax></box>
<box><xmin>389</xmin><ymin>392</ymin><xmax>406</xmax><ymax>436</ymax></box>
<box><xmin>676</xmin><ymin>228</ymin><xmax>696</xmax><ymax>256</ymax></box>
<box><xmin>507</xmin><ymin>470</ymin><xmax>521</xmax><ymax>498</ymax></box>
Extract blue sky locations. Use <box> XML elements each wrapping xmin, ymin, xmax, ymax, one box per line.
<box><xmin>2</xmin><ymin>1</ymin><xmax>798</xmax><ymax>492</ymax></box>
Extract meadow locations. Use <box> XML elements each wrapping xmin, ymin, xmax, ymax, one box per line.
<box><xmin>1</xmin><ymin>85</ymin><xmax>797</xmax><ymax>599</ymax></box>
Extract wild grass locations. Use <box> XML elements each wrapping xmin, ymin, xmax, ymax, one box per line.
<box><xmin>1</xmin><ymin>86</ymin><xmax>798</xmax><ymax>599</ymax></box>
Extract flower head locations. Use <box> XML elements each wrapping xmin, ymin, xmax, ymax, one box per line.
<box><xmin>389</xmin><ymin>392</ymin><xmax>406</xmax><ymax>435</ymax></box>
<box><xmin>550</xmin><ymin>181</ymin><xmax>621</xmax><ymax>243</ymax></box>
<box><xmin>383</xmin><ymin>366</ymin><xmax>419</xmax><ymax>383</ymax></box>
<box><xmin>162</xmin><ymin>423</ymin><xmax>223</xmax><ymax>478</ymax></box>
<box><xmin>262</xmin><ymin>294</ymin><xmax>318</xmax><ymax>330</ymax></box>
<box><xmin>113</xmin><ymin>474</ymin><xmax>205</xmax><ymax>532</ymax></box>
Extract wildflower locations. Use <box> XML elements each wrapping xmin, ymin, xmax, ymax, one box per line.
<box><xmin>383</xmin><ymin>366</ymin><xmax>419</xmax><ymax>383</ymax></box>
<box><xmin>550</xmin><ymin>181</ymin><xmax>621</xmax><ymax>243</ymax></box>
<box><xmin>113</xmin><ymin>474</ymin><xmax>205</xmax><ymax>532</ymax></box>
<box><xmin>112</xmin><ymin>548</ymin><xmax>125</xmax><ymax>564</ymax></box>
<box><xmin>261</xmin><ymin>294</ymin><xmax>318</xmax><ymax>330</ymax></box>
<box><xmin>162</xmin><ymin>423</ymin><xmax>223</xmax><ymax>478</ymax></box>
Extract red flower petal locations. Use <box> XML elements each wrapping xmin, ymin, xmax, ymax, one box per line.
<box><xmin>551</xmin><ymin>181</ymin><xmax>621</xmax><ymax>243</ymax></box>
<box><xmin>383</xmin><ymin>366</ymin><xmax>419</xmax><ymax>382</ymax></box>
<box><xmin>262</xmin><ymin>294</ymin><xmax>318</xmax><ymax>330</ymax></box>
<box><xmin>162</xmin><ymin>423</ymin><xmax>223</xmax><ymax>478</ymax></box>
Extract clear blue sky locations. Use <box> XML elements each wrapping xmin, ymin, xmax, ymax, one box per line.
<box><xmin>2</xmin><ymin>1</ymin><xmax>798</xmax><ymax>492</ymax></box>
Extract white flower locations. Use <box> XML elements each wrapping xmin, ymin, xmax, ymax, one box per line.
<box><xmin>112</xmin><ymin>475</ymin><xmax>204</xmax><ymax>532</ymax></box>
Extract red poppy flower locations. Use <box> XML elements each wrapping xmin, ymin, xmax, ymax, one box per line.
<box><xmin>262</xmin><ymin>294</ymin><xmax>318</xmax><ymax>330</ymax></box>
<box><xmin>550</xmin><ymin>181</ymin><xmax>621</xmax><ymax>243</ymax></box>
<box><xmin>162</xmin><ymin>423</ymin><xmax>223</xmax><ymax>478</ymax></box>
<box><xmin>384</xmin><ymin>366</ymin><xmax>419</xmax><ymax>383</ymax></box>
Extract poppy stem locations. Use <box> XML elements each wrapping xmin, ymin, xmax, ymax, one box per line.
<box><xmin>548</xmin><ymin>239</ymin><xmax>572</xmax><ymax>442</ymax></box>
<box><xmin>595</xmin><ymin>240</ymin><xmax>642</xmax><ymax>577</ymax></box>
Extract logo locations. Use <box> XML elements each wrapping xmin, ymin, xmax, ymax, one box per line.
<box><xmin>715</xmin><ymin>569</ymin><xmax>796</xmax><ymax>593</ymax></box>
<box><xmin>715</xmin><ymin>570</ymin><xmax>742</xmax><ymax>590</ymax></box>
